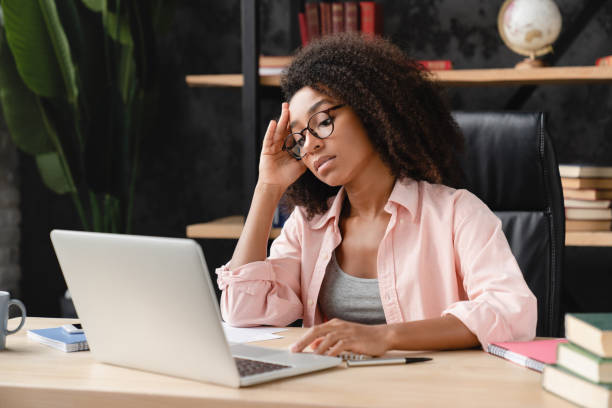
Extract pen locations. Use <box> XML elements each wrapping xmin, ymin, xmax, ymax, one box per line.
<box><xmin>346</xmin><ymin>357</ymin><xmax>432</xmax><ymax>367</ymax></box>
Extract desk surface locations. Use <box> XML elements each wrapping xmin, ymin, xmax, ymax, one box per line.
<box><xmin>1</xmin><ymin>317</ymin><xmax>571</xmax><ymax>408</ymax></box>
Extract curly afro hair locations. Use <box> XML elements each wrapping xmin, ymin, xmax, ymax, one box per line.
<box><xmin>280</xmin><ymin>33</ymin><xmax>464</xmax><ymax>219</ymax></box>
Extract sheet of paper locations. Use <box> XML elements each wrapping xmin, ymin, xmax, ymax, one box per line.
<box><xmin>222</xmin><ymin>323</ymin><xmax>288</xmax><ymax>343</ymax></box>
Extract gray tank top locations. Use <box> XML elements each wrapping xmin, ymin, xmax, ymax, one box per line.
<box><xmin>318</xmin><ymin>251</ymin><xmax>387</xmax><ymax>325</ymax></box>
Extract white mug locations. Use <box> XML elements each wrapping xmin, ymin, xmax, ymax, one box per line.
<box><xmin>0</xmin><ymin>291</ymin><xmax>26</xmax><ymax>350</ymax></box>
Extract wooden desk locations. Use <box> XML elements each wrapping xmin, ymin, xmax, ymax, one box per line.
<box><xmin>1</xmin><ymin>317</ymin><xmax>571</xmax><ymax>408</ymax></box>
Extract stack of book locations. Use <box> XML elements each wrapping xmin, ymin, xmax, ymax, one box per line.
<box><xmin>298</xmin><ymin>1</ymin><xmax>383</xmax><ymax>47</ymax></box>
<box><xmin>560</xmin><ymin>164</ymin><xmax>612</xmax><ymax>232</ymax></box>
<box><xmin>27</xmin><ymin>326</ymin><xmax>89</xmax><ymax>352</ymax></box>
<box><xmin>542</xmin><ymin>313</ymin><xmax>612</xmax><ymax>407</ymax></box>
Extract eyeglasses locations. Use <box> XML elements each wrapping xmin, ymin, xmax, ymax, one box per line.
<box><xmin>282</xmin><ymin>104</ymin><xmax>346</xmax><ymax>159</ymax></box>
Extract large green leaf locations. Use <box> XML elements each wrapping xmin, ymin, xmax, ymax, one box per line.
<box><xmin>35</xmin><ymin>151</ymin><xmax>75</xmax><ymax>194</ymax></box>
<box><xmin>0</xmin><ymin>31</ymin><xmax>54</xmax><ymax>154</ymax></box>
<box><xmin>104</xmin><ymin>11</ymin><xmax>132</xmax><ymax>45</ymax></box>
<box><xmin>38</xmin><ymin>0</ymin><xmax>79</xmax><ymax>105</ymax></box>
<box><xmin>81</xmin><ymin>0</ymin><xmax>104</xmax><ymax>12</ymax></box>
<box><xmin>118</xmin><ymin>42</ymin><xmax>135</xmax><ymax>103</ymax></box>
<box><xmin>1</xmin><ymin>0</ymin><xmax>63</xmax><ymax>98</ymax></box>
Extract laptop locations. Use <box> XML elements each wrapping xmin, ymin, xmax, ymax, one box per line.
<box><xmin>50</xmin><ymin>230</ymin><xmax>341</xmax><ymax>387</ymax></box>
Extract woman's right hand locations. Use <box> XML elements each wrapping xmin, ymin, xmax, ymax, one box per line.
<box><xmin>258</xmin><ymin>102</ymin><xmax>307</xmax><ymax>190</ymax></box>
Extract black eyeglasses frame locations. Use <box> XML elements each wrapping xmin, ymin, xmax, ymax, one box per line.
<box><xmin>282</xmin><ymin>103</ymin><xmax>347</xmax><ymax>160</ymax></box>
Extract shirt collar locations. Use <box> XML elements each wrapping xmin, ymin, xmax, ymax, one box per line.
<box><xmin>308</xmin><ymin>178</ymin><xmax>419</xmax><ymax>230</ymax></box>
<box><xmin>310</xmin><ymin>186</ymin><xmax>346</xmax><ymax>230</ymax></box>
<box><xmin>385</xmin><ymin>178</ymin><xmax>418</xmax><ymax>221</ymax></box>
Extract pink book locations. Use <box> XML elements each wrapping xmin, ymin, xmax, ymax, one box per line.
<box><xmin>487</xmin><ymin>338</ymin><xmax>568</xmax><ymax>372</ymax></box>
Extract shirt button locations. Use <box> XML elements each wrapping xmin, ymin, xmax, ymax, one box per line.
<box><xmin>309</xmin><ymin>299</ymin><xmax>314</xmax><ymax>306</ymax></box>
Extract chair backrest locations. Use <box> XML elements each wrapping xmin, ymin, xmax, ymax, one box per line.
<box><xmin>453</xmin><ymin>112</ymin><xmax>565</xmax><ymax>337</ymax></box>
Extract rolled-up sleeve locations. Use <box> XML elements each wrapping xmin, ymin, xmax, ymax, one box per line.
<box><xmin>442</xmin><ymin>193</ymin><xmax>537</xmax><ymax>350</ymax></box>
<box><xmin>215</xmin><ymin>210</ymin><xmax>304</xmax><ymax>327</ymax></box>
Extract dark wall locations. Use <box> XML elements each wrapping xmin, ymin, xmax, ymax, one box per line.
<box><xmin>19</xmin><ymin>0</ymin><xmax>612</xmax><ymax>316</ymax></box>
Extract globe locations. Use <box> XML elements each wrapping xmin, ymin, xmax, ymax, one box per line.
<box><xmin>498</xmin><ymin>0</ymin><xmax>562</xmax><ymax>68</ymax></box>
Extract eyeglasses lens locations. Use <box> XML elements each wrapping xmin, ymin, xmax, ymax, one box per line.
<box><xmin>284</xmin><ymin>133</ymin><xmax>304</xmax><ymax>158</ymax></box>
<box><xmin>309</xmin><ymin>112</ymin><xmax>333</xmax><ymax>139</ymax></box>
<box><xmin>282</xmin><ymin>111</ymin><xmax>334</xmax><ymax>159</ymax></box>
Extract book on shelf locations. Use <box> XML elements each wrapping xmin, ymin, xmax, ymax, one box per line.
<box><xmin>542</xmin><ymin>364</ymin><xmax>612</xmax><ymax>408</ymax></box>
<box><xmin>344</xmin><ymin>2</ymin><xmax>359</xmax><ymax>32</ymax></box>
<box><xmin>417</xmin><ymin>60</ymin><xmax>453</xmax><ymax>71</ymax></box>
<box><xmin>319</xmin><ymin>2</ymin><xmax>332</xmax><ymax>36</ymax></box>
<box><xmin>563</xmin><ymin>188</ymin><xmax>612</xmax><ymax>201</ymax></box>
<box><xmin>298</xmin><ymin>12</ymin><xmax>309</xmax><ymax>46</ymax></box>
<box><xmin>596</xmin><ymin>55</ymin><xmax>612</xmax><ymax>67</ymax></box>
<box><xmin>557</xmin><ymin>342</ymin><xmax>612</xmax><ymax>384</ymax></box>
<box><xmin>486</xmin><ymin>338</ymin><xmax>567</xmax><ymax>372</ymax></box>
<box><xmin>566</xmin><ymin>219</ymin><xmax>612</xmax><ymax>232</ymax></box>
<box><xmin>566</xmin><ymin>208</ymin><xmax>612</xmax><ymax>221</ymax></box>
<box><xmin>331</xmin><ymin>2</ymin><xmax>344</xmax><ymax>34</ymax></box>
<box><xmin>565</xmin><ymin>198</ymin><xmax>612</xmax><ymax>209</ymax></box>
<box><xmin>258</xmin><ymin>67</ymin><xmax>284</xmax><ymax>75</ymax></box>
<box><xmin>559</xmin><ymin>164</ymin><xmax>612</xmax><ymax>179</ymax></box>
<box><xmin>305</xmin><ymin>2</ymin><xmax>321</xmax><ymax>42</ymax></box>
<box><xmin>565</xmin><ymin>313</ymin><xmax>612</xmax><ymax>358</ymax></box>
<box><xmin>27</xmin><ymin>327</ymin><xmax>89</xmax><ymax>352</ymax></box>
<box><xmin>562</xmin><ymin>177</ymin><xmax>612</xmax><ymax>190</ymax></box>
<box><xmin>359</xmin><ymin>1</ymin><xmax>383</xmax><ymax>36</ymax></box>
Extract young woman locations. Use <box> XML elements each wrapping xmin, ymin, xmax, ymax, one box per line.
<box><xmin>216</xmin><ymin>33</ymin><xmax>536</xmax><ymax>357</ymax></box>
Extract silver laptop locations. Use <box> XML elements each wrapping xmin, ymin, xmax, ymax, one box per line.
<box><xmin>50</xmin><ymin>230</ymin><xmax>341</xmax><ymax>387</ymax></box>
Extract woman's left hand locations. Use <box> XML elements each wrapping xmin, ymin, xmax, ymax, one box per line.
<box><xmin>289</xmin><ymin>318</ymin><xmax>391</xmax><ymax>357</ymax></box>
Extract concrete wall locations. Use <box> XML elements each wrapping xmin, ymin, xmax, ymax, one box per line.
<box><xmin>0</xmin><ymin>122</ymin><xmax>20</xmax><ymax>298</ymax></box>
<box><xmin>16</xmin><ymin>0</ymin><xmax>612</xmax><ymax>316</ymax></box>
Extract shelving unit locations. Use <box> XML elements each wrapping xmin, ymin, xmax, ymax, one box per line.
<box><xmin>187</xmin><ymin>0</ymin><xmax>612</xmax><ymax>247</ymax></box>
<box><xmin>187</xmin><ymin>216</ymin><xmax>281</xmax><ymax>239</ymax></box>
<box><xmin>186</xmin><ymin>65</ymin><xmax>612</xmax><ymax>88</ymax></box>
<box><xmin>187</xmin><ymin>216</ymin><xmax>612</xmax><ymax>247</ymax></box>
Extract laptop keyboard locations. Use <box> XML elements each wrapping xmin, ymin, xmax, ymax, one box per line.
<box><xmin>234</xmin><ymin>357</ymin><xmax>290</xmax><ymax>377</ymax></box>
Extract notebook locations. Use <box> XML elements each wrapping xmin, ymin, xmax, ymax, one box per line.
<box><xmin>49</xmin><ymin>230</ymin><xmax>341</xmax><ymax>388</ymax></box>
<box><xmin>27</xmin><ymin>327</ymin><xmax>89</xmax><ymax>352</ymax></box>
<box><xmin>487</xmin><ymin>338</ymin><xmax>568</xmax><ymax>372</ymax></box>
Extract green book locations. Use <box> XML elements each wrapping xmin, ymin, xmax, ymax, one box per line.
<box><xmin>542</xmin><ymin>365</ymin><xmax>612</xmax><ymax>408</ymax></box>
<box><xmin>557</xmin><ymin>342</ymin><xmax>612</xmax><ymax>384</ymax></box>
<box><xmin>565</xmin><ymin>313</ymin><xmax>612</xmax><ymax>358</ymax></box>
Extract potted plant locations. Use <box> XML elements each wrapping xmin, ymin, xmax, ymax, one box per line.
<box><xmin>0</xmin><ymin>0</ymin><xmax>174</xmax><ymax>315</ymax></box>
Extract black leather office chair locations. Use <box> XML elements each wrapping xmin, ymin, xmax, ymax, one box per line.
<box><xmin>453</xmin><ymin>112</ymin><xmax>564</xmax><ymax>337</ymax></box>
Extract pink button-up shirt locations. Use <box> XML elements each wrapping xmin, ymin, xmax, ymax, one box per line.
<box><xmin>216</xmin><ymin>178</ymin><xmax>537</xmax><ymax>349</ymax></box>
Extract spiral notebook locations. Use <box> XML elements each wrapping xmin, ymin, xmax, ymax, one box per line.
<box><xmin>27</xmin><ymin>327</ymin><xmax>89</xmax><ymax>352</ymax></box>
<box><xmin>487</xmin><ymin>338</ymin><xmax>567</xmax><ymax>372</ymax></box>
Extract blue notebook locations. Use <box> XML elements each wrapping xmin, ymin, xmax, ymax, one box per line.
<box><xmin>27</xmin><ymin>327</ymin><xmax>89</xmax><ymax>352</ymax></box>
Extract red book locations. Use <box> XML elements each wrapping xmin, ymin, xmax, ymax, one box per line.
<box><xmin>305</xmin><ymin>2</ymin><xmax>320</xmax><ymax>41</ymax></box>
<box><xmin>331</xmin><ymin>2</ymin><xmax>344</xmax><ymax>34</ymax></box>
<box><xmin>596</xmin><ymin>55</ymin><xmax>612</xmax><ymax>66</ymax></box>
<box><xmin>359</xmin><ymin>2</ymin><xmax>383</xmax><ymax>36</ymax></box>
<box><xmin>344</xmin><ymin>2</ymin><xmax>358</xmax><ymax>33</ymax></box>
<box><xmin>319</xmin><ymin>2</ymin><xmax>332</xmax><ymax>36</ymax></box>
<box><xmin>298</xmin><ymin>12</ymin><xmax>309</xmax><ymax>46</ymax></box>
<box><xmin>417</xmin><ymin>60</ymin><xmax>453</xmax><ymax>70</ymax></box>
